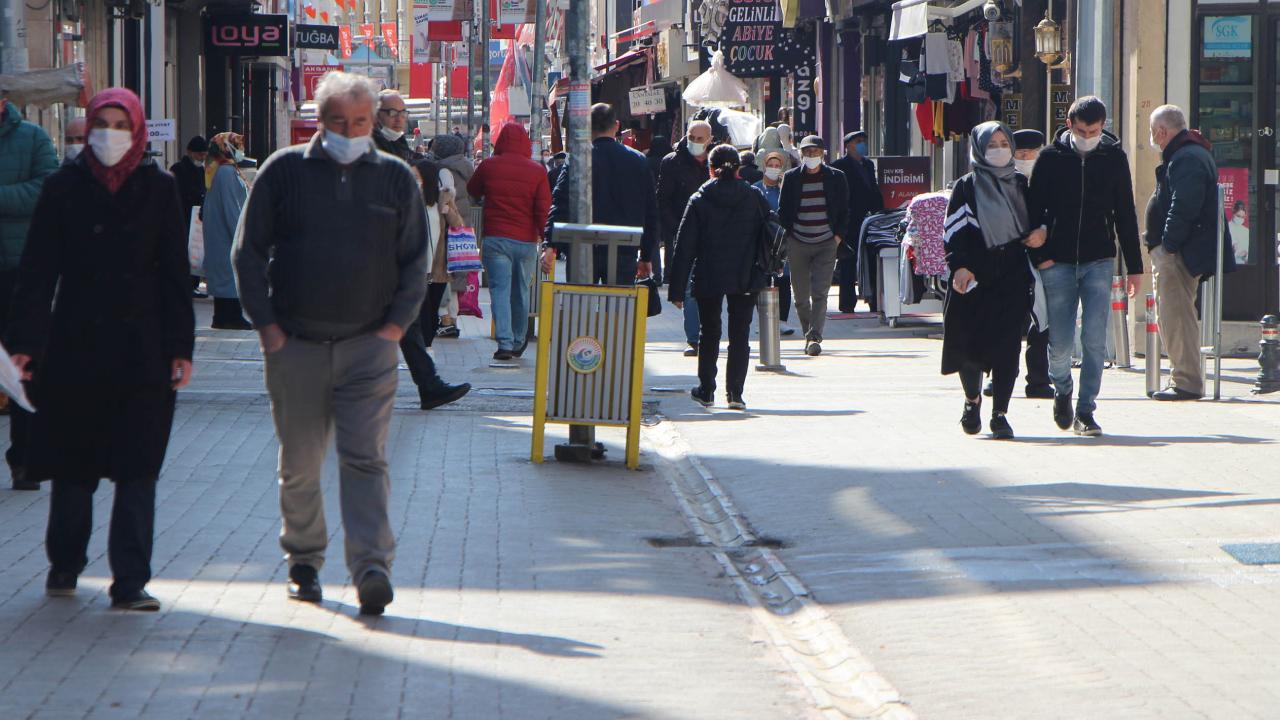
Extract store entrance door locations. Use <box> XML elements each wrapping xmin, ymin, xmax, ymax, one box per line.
<box><xmin>1195</xmin><ymin>12</ymin><xmax>1280</xmax><ymax>320</ymax></box>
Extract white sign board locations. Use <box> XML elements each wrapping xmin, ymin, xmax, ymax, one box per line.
<box><xmin>147</xmin><ymin>118</ymin><xmax>176</xmax><ymax>142</ymax></box>
<box><xmin>629</xmin><ymin>87</ymin><xmax>666</xmax><ymax>116</ymax></box>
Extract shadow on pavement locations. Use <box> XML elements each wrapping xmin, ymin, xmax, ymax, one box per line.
<box><xmin>331</xmin><ymin>603</ymin><xmax>605</xmax><ymax>658</ymax></box>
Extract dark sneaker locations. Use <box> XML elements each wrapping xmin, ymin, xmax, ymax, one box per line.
<box><xmin>420</xmin><ymin>383</ymin><xmax>471</xmax><ymax>410</ymax></box>
<box><xmin>990</xmin><ymin>414</ymin><xmax>1014</xmax><ymax>440</ymax></box>
<box><xmin>211</xmin><ymin>317</ymin><xmax>253</xmax><ymax>330</ymax></box>
<box><xmin>690</xmin><ymin>386</ymin><xmax>714</xmax><ymax>407</ymax></box>
<box><xmin>111</xmin><ymin>590</ymin><xmax>161</xmax><ymax>612</ymax></box>
<box><xmin>805</xmin><ymin>341</ymin><xmax>822</xmax><ymax>356</ymax></box>
<box><xmin>512</xmin><ymin>338</ymin><xmax>531</xmax><ymax>358</ymax></box>
<box><xmin>357</xmin><ymin>570</ymin><xmax>394</xmax><ymax>616</ymax></box>
<box><xmin>436</xmin><ymin>324</ymin><xmax>460</xmax><ymax>339</ymax></box>
<box><xmin>46</xmin><ymin>570</ymin><xmax>77</xmax><ymax>597</ymax></box>
<box><xmin>10</xmin><ymin>467</ymin><xmax>39</xmax><ymax>491</ymax></box>
<box><xmin>726</xmin><ymin>394</ymin><xmax>746</xmax><ymax>411</ymax></box>
<box><xmin>1152</xmin><ymin>387</ymin><xmax>1201</xmax><ymax>401</ymax></box>
<box><xmin>1073</xmin><ymin>413</ymin><xmax>1102</xmax><ymax>437</ymax></box>
<box><xmin>982</xmin><ymin>381</ymin><xmax>993</xmax><ymax>398</ymax></box>
<box><xmin>683</xmin><ymin>344</ymin><xmax>698</xmax><ymax>357</ymax></box>
<box><xmin>960</xmin><ymin>401</ymin><xmax>981</xmax><ymax>435</ymax></box>
<box><xmin>288</xmin><ymin>564</ymin><xmax>323</xmax><ymax>603</ymax></box>
<box><xmin>493</xmin><ymin>349</ymin><xmax>514</xmax><ymax>361</ymax></box>
<box><xmin>1053</xmin><ymin>393</ymin><xmax>1073</xmax><ymax>430</ymax></box>
<box><xmin>1025</xmin><ymin>384</ymin><xmax>1055</xmax><ymax>399</ymax></box>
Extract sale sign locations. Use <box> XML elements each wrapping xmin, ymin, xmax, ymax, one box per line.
<box><xmin>698</xmin><ymin>0</ymin><xmax>815</xmax><ymax>77</ymax></box>
<box><xmin>876</xmin><ymin>156</ymin><xmax>932</xmax><ymax>210</ymax></box>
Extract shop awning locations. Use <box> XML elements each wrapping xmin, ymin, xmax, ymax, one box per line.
<box><xmin>594</xmin><ymin>50</ymin><xmax>648</xmax><ymax>74</ymax></box>
<box><xmin>889</xmin><ymin>0</ymin><xmax>988</xmax><ymax>41</ymax></box>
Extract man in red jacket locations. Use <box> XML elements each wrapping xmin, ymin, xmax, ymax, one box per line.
<box><xmin>467</xmin><ymin>123</ymin><xmax>551</xmax><ymax>360</ymax></box>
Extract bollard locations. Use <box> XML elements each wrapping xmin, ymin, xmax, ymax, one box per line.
<box><xmin>1145</xmin><ymin>293</ymin><xmax>1162</xmax><ymax>397</ymax></box>
<box><xmin>1110</xmin><ymin>276</ymin><xmax>1132</xmax><ymax>368</ymax></box>
<box><xmin>756</xmin><ymin>286</ymin><xmax>786</xmax><ymax>372</ymax></box>
<box><xmin>1253</xmin><ymin>315</ymin><xmax>1280</xmax><ymax>395</ymax></box>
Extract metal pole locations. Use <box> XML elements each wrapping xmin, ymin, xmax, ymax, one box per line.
<box><xmin>756</xmin><ymin>287</ymin><xmax>785</xmax><ymax>372</ymax></box>
<box><xmin>480</xmin><ymin>0</ymin><xmax>491</xmax><ymax>154</ymax></box>
<box><xmin>466</xmin><ymin>18</ymin><xmax>475</xmax><ymax>143</ymax></box>
<box><xmin>529</xmin><ymin>0</ymin><xmax>546</xmax><ymax>154</ymax></box>
<box><xmin>1145</xmin><ymin>293</ymin><xmax>1162</xmax><ymax>397</ymax></box>
<box><xmin>560</xmin><ymin>0</ymin><xmax>598</xmax><ymax>460</ymax></box>
<box><xmin>1110</xmin><ymin>276</ymin><xmax>1131</xmax><ymax>368</ymax></box>
<box><xmin>1214</xmin><ymin>184</ymin><xmax>1225</xmax><ymax>400</ymax></box>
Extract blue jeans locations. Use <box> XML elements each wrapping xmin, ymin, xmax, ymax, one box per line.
<box><xmin>683</xmin><ymin>277</ymin><xmax>700</xmax><ymax>346</ymax></box>
<box><xmin>481</xmin><ymin>236</ymin><xmax>538</xmax><ymax>351</ymax></box>
<box><xmin>1041</xmin><ymin>259</ymin><xmax>1112</xmax><ymax>415</ymax></box>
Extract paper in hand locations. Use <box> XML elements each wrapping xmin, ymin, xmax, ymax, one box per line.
<box><xmin>0</xmin><ymin>341</ymin><xmax>36</xmax><ymax>413</ymax></box>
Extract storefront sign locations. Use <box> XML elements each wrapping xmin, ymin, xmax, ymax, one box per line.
<box><xmin>629</xmin><ymin>87</ymin><xmax>666</xmax><ymax>115</ymax></box>
<box><xmin>1220</xmin><ymin>167</ymin><xmax>1253</xmax><ymax>265</ymax></box>
<box><xmin>1204</xmin><ymin>16</ymin><xmax>1251</xmax><ymax>59</ymax></box>
<box><xmin>295</xmin><ymin>24</ymin><xmax>339</xmax><ymax>50</ymax></box>
<box><xmin>698</xmin><ymin>0</ymin><xmax>816</xmax><ymax>77</ymax></box>
<box><xmin>423</xmin><ymin>0</ymin><xmax>473</xmax><ymax>22</ymax></box>
<box><xmin>792</xmin><ymin>61</ymin><xmax>816</xmax><ymax>134</ymax></box>
<box><xmin>1050</xmin><ymin>85</ymin><xmax>1074</xmax><ymax>128</ymax></box>
<box><xmin>205</xmin><ymin>14</ymin><xmax>289</xmax><ymax>56</ymax></box>
<box><xmin>147</xmin><ymin>119</ymin><xmax>175</xmax><ymax>142</ymax></box>
<box><xmin>412</xmin><ymin>6</ymin><xmax>431</xmax><ymax>62</ymax></box>
<box><xmin>302</xmin><ymin>64</ymin><xmax>342</xmax><ymax>100</ymax></box>
<box><xmin>499</xmin><ymin>0</ymin><xmax>535</xmax><ymax>25</ymax></box>
<box><xmin>1002</xmin><ymin>94</ymin><xmax>1022</xmax><ymax>129</ymax></box>
<box><xmin>876</xmin><ymin>156</ymin><xmax>931</xmax><ymax>210</ymax></box>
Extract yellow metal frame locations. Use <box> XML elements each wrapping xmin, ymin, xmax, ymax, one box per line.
<box><xmin>531</xmin><ymin>281</ymin><xmax>649</xmax><ymax>470</ymax></box>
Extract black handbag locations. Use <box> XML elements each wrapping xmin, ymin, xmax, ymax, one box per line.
<box><xmin>636</xmin><ymin>276</ymin><xmax>663</xmax><ymax>317</ymax></box>
<box><xmin>756</xmin><ymin>207</ymin><xmax>788</xmax><ymax>276</ymax></box>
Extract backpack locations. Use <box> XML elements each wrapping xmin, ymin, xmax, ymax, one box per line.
<box><xmin>756</xmin><ymin>201</ymin><xmax>788</xmax><ymax>276</ymax></box>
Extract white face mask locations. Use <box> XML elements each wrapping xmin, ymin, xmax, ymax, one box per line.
<box><xmin>1013</xmin><ymin>158</ymin><xmax>1035</xmax><ymax>178</ymax></box>
<box><xmin>1149</xmin><ymin>131</ymin><xmax>1161</xmax><ymax>150</ymax></box>
<box><xmin>764</xmin><ymin>167</ymin><xmax>783</xmax><ymax>181</ymax></box>
<box><xmin>687</xmin><ymin>140</ymin><xmax>707</xmax><ymax>157</ymax></box>
<box><xmin>322</xmin><ymin>130</ymin><xmax>373</xmax><ymax>165</ymax></box>
<box><xmin>802</xmin><ymin>156</ymin><xmax>823</xmax><ymax>170</ymax></box>
<box><xmin>232</xmin><ymin>148</ymin><xmax>245</xmax><ymax>163</ymax></box>
<box><xmin>1233</xmin><ymin>214</ymin><xmax>1246</xmax><ymax>226</ymax></box>
<box><xmin>1072</xmin><ymin>132</ymin><xmax>1102</xmax><ymax>154</ymax></box>
<box><xmin>984</xmin><ymin>147</ymin><xmax>1012</xmax><ymax>167</ymax></box>
<box><xmin>64</xmin><ymin>144</ymin><xmax>84</xmax><ymax>161</ymax></box>
<box><xmin>88</xmin><ymin>128</ymin><xmax>133</xmax><ymax>167</ymax></box>
<box><xmin>380</xmin><ymin>126</ymin><xmax>404</xmax><ymax>142</ymax></box>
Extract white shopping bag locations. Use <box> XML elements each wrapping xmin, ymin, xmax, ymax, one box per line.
<box><xmin>188</xmin><ymin>208</ymin><xmax>205</xmax><ymax>275</ymax></box>
<box><xmin>0</xmin><ymin>340</ymin><xmax>35</xmax><ymax>412</ymax></box>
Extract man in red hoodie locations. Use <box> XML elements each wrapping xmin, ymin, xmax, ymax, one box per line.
<box><xmin>467</xmin><ymin>123</ymin><xmax>551</xmax><ymax>360</ymax></box>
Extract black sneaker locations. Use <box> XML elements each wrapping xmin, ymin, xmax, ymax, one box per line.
<box><xmin>211</xmin><ymin>317</ymin><xmax>253</xmax><ymax>330</ymax></box>
<box><xmin>690</xmin><ymin>386</ymin><xmax>714</xmax><ymax>407</ymax></box>
<box><xmin>357</xmin><ymin>569</ymin><xmax>394</xmax><ymax>616</ymax></box>
<box><xmin>46</xmin><ymin>570</ymin><xmax>77</xmax><ymax>597</ymax></box>
<box><xmin>683</xmin><ymin>344</ymin><xmax>698</xmax><ymax>357</ymax></box>
<box><xmin>960</xmin><ymin>401</ymin><xmax>981</xmax><ymax>435</ymax></box>
<box><xmin>805</xmin><ymin>341</ymin><xmax>822</xmax><ymax>356</ymax></box>
<box><xmin>436</xmin><ymin>324</ymin><xmax>460</xmax><ymax>339</ymax></box>
<box><xmin>1053</xmin><ymin>393</ymin><xmax>1073</xmax><ymax>430</ymax></box>
<box><xmin>288</xmin><ymin>564</ymin><xmax>323</xmax><ymax>603</ymax></box>
<box><xmin>493</xmin><ymin>349</ymin><xmax>514</xmax><ymax>361</ymax></box>
<box><xmin>982</xmin><ymin>381</ymin><xmax>993</xmax><ymax>398</ymax></box>
<box><xmin>1073</xmin><ymin>413</ymin><xmax>1102</xmax><ymax>437</ymax></box>
<box><xmin>1025</xmin><ymin>384</ymin><xmax>1055</xmax><ymax>399</ymax></box>
<box><xmin>512</xmin><ymin>338</ymin><xmax>531</xmax><ymax>358</ymax></box>
<box><xmin>990</xmin><ymin>414</ymin><xmax>1014</xmax><ymax>440</ymax></box>
<box><xmin>111</xmin><ymin>590</ymin><xmax>161</xmax><ymax>612</ymax></box>
<box><xmin>726</xmin><ymin>394</ymin><xmax>746</xmax><ymax>411</ymax></box>
<box><xmin>420</xmin><ymin>382</ymin><xmax>471</xmax><ymax>410</ymax></box>
<box><xmin>10</xmin><ymin>467</ymin><xmax>39</xmax><ymax>491</ymax></box>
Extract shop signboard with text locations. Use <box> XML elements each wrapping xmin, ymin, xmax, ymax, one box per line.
<box><xmin>296</xmin><ymin>24</ymin><xmax>340</xmax><ymax>51</ymax></box>
<box><xmin>697</xmin><ymin>0</ymin><xmax>815</xmax><ymax>77</ymax></box>
<box><xmin>205</xmin><ymin>14</ymin><xmax>289</xmax><ymax>56</ymax></box>
<box><xmin>303</xmin><ymin>64</ymin><xmax>342</xmax><ymax>100</ymax></box>
<box><xmin>875</xmin><ymin>156</ymin><xmax>931</xmax><ymax>210</ymax></box>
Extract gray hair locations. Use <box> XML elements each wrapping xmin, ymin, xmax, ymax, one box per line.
<box><xmin>1150</xmin><ymin>104</ymin><xmax>1187</xmax><ymax>132</ymax></box>
<box><xmin>688</xmin><ymin>119</ymin><xmax>712</xmax><ymax>134</ymax></box>
<box><xmin>377</xmin><ymin>89</ymin><xmax>405</xmax><ymax>109</ymax></box>
<box><xmin>315</xmin><ymin>71</ymin><xmax>377</xmax><ymax>119</ymax></box>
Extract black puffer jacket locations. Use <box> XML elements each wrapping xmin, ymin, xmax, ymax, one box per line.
<box><xmin>667</xmin><ymin>178</ymin><xmax>771</xmax><ymax>302</ymax></box>
<box><xmin>1027</xmin><ymin>129</ymin><xmax>1143</xmax><ymax>274</ymax></box>
<box><xmin>1145</xmin><ymin>129</ymin><xmax>1236</xmax><ymax>278</ymax></box>
<box><xmin>657</xmin><ymin>139</ymin><xmax>709</xmax><ymax>245</ymax></box>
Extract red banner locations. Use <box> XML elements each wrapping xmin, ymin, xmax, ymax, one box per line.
<box><xmin>382</xmin><ymin>22</ymin><xmax>399</xmax><ymax>59</ymax></box>
<box><xmin>410</xmin><ymin>37</ymin><xmax>432</xmax><ymax>98</ymax></box>
<box><xmin>450</xmin><ymin>65</ymin><xmax>468</xmax><ymax>99</ymax></box>
<box><xmin>338</xmin><ymin>26</ymin><xmax>353</xmax><ymax>58</ymax></box>
<box><xmin>489</xmin><ymin>0</ymin><xmax>517</xmax><ymax>40</ymax></box>
<box><xmin>875</xmin><ymin>156</ymin><xmax>932</xmax><ymax>210</ymax></box>
<box><xmin>358</xmin><ymin>23</ymin><xmax>376</xmax><ymax>47</ymax></box>
<box><xmin>302</xmin><ymin>64</ymin><xmax>343</xmax><ymax>101</ymax></box>
<box><xmin>428</xmin><ymin>20</ymin><xmax>463</xmax><ymax>41</ymax></box>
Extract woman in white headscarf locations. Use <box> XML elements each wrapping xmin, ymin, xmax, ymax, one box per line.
<box><xmin>941</xmin><ymin>121</ymin><xmax>1044</xmax><ymax>440</ymax></box>
<box><xmin>774</xmin><ymin>124</ymin><xmax>801</xmax><ymax>164</ymax></box>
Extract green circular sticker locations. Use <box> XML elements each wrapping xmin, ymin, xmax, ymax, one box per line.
<box><xmin>566</xmin><ymin>336</ymin><xmax>604</xmax><ymax>374</ymax></box>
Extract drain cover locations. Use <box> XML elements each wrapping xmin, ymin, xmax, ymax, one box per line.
<box><xmin>1221</xmin><ymin>543</ymin><xmax>1280</xmax><ymax>565</ymax></box>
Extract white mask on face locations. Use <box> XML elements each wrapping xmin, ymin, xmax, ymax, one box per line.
<box><xmin>380</xmin><ymin>126</ymin><xmax>404</xmax><ymax>142</ymax></box>
<box><xmin>687</xmin><ymin>140</ymin><xmax>707</xmax><ymax>157</ymax></box>
<box><xmin>64</xmin><ymin>144</ymin><xmax>84</xmax><ymax>161</ymax></box>
<box><xmin>1013</xmin><ymin>158</ymin><xmax>1035</xmax><ymax>178</ymax></box>
<box><xmin>1072</xmin><ymin>132</ymin><xmax>1102</xmax><ymax>154</ymax></box>
<box><xmin>232</xmin><ymin>148</ymin><xmax>245</xmax><ymax>163</ymax></box>
<box><xmin>802</xmin><ymin>156</ymin><xmax>823</xmax><ymax>170</ymax></box>
<box><xmin>1233</xmin><ymin>214</ymin><xmax>1246</xmax><ymax>226</ymax></box>
<box><xmin>322</xmin><ymin>130</ymin><xmax>373</xmax><ymax>165</ymax></box>
<box><xmin>764</xmin><ymin>167</ymin><xmax>783</xmax><ymax>181</ymax></box>
<box><xmin>88</xmin><ymin>128</ymin><xmax>134</xmax><ymax>167</ymax></box>
<box><xmin>984</xmin><ymin>147</ymin><xmax>1012</xmax><ymax>167</ymax></box>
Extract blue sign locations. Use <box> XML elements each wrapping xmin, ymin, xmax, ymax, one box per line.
<box><xmin>1204</xmin><ymin>16</ymin><xmax>1251</xmax><ymax>59</ymax></box>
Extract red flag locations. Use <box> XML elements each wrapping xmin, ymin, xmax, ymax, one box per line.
<box><xmin>428</xmin><ymin>20</ymin><xmax>463</xmax><ymax>41</ymax></box>
<box><xmin>489</xmin><ymin>40</ymin><xmax>516</xmax><ymax>129</ymax></box>
<box><xmin>320</xmin><ymin>10</ymin><xmax>329</xmax><ymax>23</ymax></box>
<box><xmin>358</xmin><ymin>23</ymin><xmax>375</xmax><ymax>47</ymax></box>
<box><xmin>450</xmin><ymin>65</ymin><xmax>468</xmax><ymax>99</ymax></box>
<box><xmin>303</xmin><ymin>4</ymin><xmax>317</xmax><ymax>18</ymax></box>
<box><xmin>410</xmin><ymin>60</ymin><xmax>433</xmax><ymax>99</ymax></box>
<box><xmin>381</xmin><ymin>22</ymin><xmax>399</xmax><ymax>59</ymax></box>
<box><xmin>338</xmin><ymin>26</ymin><xmax>353</xmax><ymax>58</ymax></box>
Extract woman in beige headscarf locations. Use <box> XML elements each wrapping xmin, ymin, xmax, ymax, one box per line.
<box><xmin>201</xmin><ymin>132</ymin><xmax>251</xmax><ymax>329</ymax></box>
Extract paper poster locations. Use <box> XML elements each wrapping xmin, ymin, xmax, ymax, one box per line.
<box><xmin>1219</xmin><ymin>166</ymin><xmax>1252</xmax><ymax>264</ymax></box>
<box><xmin>876</xmin><ymin>156</ymin><xmax>932</xmax><ymax>210</ymax></box>
<box><xmin>412</xmin><ymin>4</ymin><xmax>431</xmax><ymax>63</ymax></box>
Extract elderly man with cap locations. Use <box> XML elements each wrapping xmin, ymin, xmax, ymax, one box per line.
<box><xmin>778</xmin><ymin>135</ymin><xmax>850</xmax><ymax>356</ymax></box>
<box><xmin>831</xmin><ymin>130</ymin><xmax>883</xmax><ymax>312</ymax></box>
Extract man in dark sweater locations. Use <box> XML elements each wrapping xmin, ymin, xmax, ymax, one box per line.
<box><xmin>170</xmin><ymin>136</ymin><xmax>208</xmax><ymax>298</ymax></box>
<box><xmin>830</xmin><ymin>130</ymin><xmax>883</xmax><ymax>312</ymax></box>
<box><xmin>233</xmin><ymin>71</ymin><xmax>428</xmax><ymax>617</ymax></box>
<box><xmin>778</xmin><ymin>135</ymin><xmax>849</xmax><ymax>356</ymax></box>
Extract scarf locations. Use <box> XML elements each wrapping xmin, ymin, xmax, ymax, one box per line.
<box><xmin>84</xmin><ymin>88</ymin><xmax>147</xmax><ymax>194</ymax></box>
<box><xmin>204</xmin><ymin>132</ymin><xmax>246</xmax><ymax>190</ymax></box>
<box><xmin>969</xmin><ymin>121</ymin><xmax>1029</xmax><ymax>249</ymax></box>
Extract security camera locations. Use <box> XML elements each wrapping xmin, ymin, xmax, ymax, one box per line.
<box><xmin>983</xmin><ymin>0</ymin><xmax>1001</xmax><ymax>21</ymax></box>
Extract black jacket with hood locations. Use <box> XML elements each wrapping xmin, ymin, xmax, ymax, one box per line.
<box><xmin>1145</xmin><ymin>129</ymin><xmax>1235</xmax><ymax>278</ymax></box>
<box><xmin>667</xmin><ymin>177</ymin><xmax>771</xmax><ymax>302</ymax></box>
<box><xmin>1026</xmin><ymin>129</ymin><xmax>1143</xmax><ymax>274</ymax></box>
<box><xmin>657</xmin><ymin>139</ymin><xmax>710</xmax><ymax>246</ymax></box>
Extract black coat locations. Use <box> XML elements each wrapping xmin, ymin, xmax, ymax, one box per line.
<box><xmin>546</xmin><ymin>137</ymin><xmax>659</xmax><ymax>262</ymax></box>
<box><xmin>778</xmin><ymin>163</ymin><xmax>850</xmax><ymax>243</ymax></box>
<box><xmin>169</xmin><ymin>155</ymin><xmax>205</xmax><ymax>226</ymax></box>
<box><xmin>941</xmin><ymin>174</ymin><xmax>1033</xmax><ymax>376</ymax></box>
<box><xmin>667</xmin><ymin>178</ymin><xmax>771</xmax><ymax>302</ymax></box>
<box><xmin>5</xmin><ymin>159</ymin><xmax>195</xmax><ymax>481</ymax></box>
<box><xmin>1145</xmin><ymin>129</ymin><xmax>1236</xmax><ymax>278</ymax></box>
<box><xmin>657</xmin><ymin>140</ymin><xmax>710</xmax><ymax>245</ymax></box>
<box><xmin>373</xmin><ymin>129</ymin><xmax>422</xmax><ymax>164</ymax></box>
<box><xmin>1027</xmin><ymin>130</ymin><xmax>1143</xmax><ymax>274</ymax></box>
<box><xmin>738</xmin><ymin>163</ymin><xmax>764</xmax><ymax>185</ymax></box>
<box><xmin>830</xmin><ymin>154</ymin><xmax>883</xmax><ymax>238</ymax></box>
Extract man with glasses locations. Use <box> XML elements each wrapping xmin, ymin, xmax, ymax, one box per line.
<box><xmin>372</xmin><ymin>90</ymin><xmax>420</xmax><ymax>163</ymax></box>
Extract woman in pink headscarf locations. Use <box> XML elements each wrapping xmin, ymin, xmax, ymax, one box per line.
<box><xmin>5</xmin><ymin>88</ymin><xmax>196</xmax><ymax>611</ymax></box>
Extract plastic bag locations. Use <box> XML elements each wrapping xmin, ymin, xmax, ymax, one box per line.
<box><xmin>457</xmin><ymin>271</ymin><xmax>484</xmax><ymax>318</ymax></box>
<box><xmin>446</xmin><ymin>226</ymin><xmax>484</xmax><ymax>273</ymax></box>
<box><xmin>188</xmin><ymin>208</ymin><xmax>204</xmax><ymax>275</ymax></box>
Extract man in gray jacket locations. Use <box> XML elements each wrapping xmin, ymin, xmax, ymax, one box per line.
<box><xmin>233</xmin><ymin>72</ymin><xmax>429</xmax><ymax>615</ymax></box>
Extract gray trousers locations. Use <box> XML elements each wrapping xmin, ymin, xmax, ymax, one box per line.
<box><xmin>788</xmin><ymin>238</ymin><xmax>839</xmax><ymax>341</ymax></box>
<box><xmin>1152</xmin><ymin>245</ymin><xmax>1205</xmax><ymax>395</ymax></box>
<box><xmin>264</xmin><ymin>332</ymin><xmax>400</xmax><ymax>581</ymax></box>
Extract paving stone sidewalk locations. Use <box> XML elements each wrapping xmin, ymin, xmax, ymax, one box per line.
<box><xmin>0</xmin><ymin>300</ymin><xmax>813</xmax><ymax>720</ymax></box>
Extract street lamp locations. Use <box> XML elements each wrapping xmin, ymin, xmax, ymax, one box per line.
<box><xmin>1034</xmin><ymin>6</ymin><xmax>1070</xmax><ymax>73</ymax></box>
